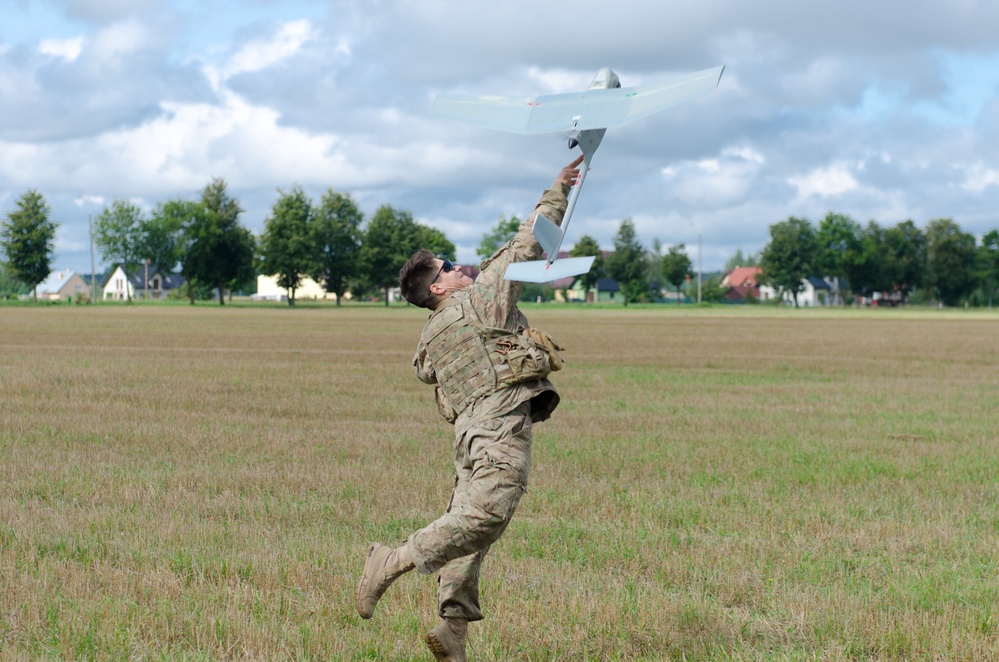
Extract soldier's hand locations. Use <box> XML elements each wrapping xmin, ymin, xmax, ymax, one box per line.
<box><xmin>556</xmin><ymin>155</ymin><xmax>585</xmax><ymax>187</ymax></box>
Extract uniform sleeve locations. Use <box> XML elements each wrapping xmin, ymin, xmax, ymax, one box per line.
<box><xmin>471</xmin><ymin>181</ymin><xmax>570</xmax><ymax>328</ymax></box>
<box><xmin>413</xmin><ymin>341</ymin><xmax>437</xmax><ymax>385</ymax></box>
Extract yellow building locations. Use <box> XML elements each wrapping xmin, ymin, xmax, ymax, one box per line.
<box><xmin>255</xmin><ymin>275</ymin><xmax>345</xmax><ymax>302</ymax></box>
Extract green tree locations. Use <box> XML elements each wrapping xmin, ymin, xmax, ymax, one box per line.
<box><xmin>815</xmin><ymin>213</ymin><xmax>862</xmax><ymax>285</ymax></box>
<box><xmin>570</xmin><ymin>234</ymin><xmax>603</xmax><ymax>299</ymax></box>
<box><xmin>661</xmin><ymin>244</ymin><xmax>693</xmax><ymax>305</ymax></box>
<box><xmin>362</xmin><ymin>205</ymin><xmax>455</xmax><ymax>306</ymax></box>
<box><xmin>606</xmin><ymin>218</ymin><xmax>647</xmax><ymax>306</ymax></box>
<box><xmin>151</xmin><ymin>199</ymin><xmax>210</xmax><ymax>304</ymax></box>
<box><xmin>925</xmin><ymin>218</ymin><xmax>976</xmax><ymax>306</ymax></box>
<box><xmin>476</xmin><ymin>216</ymin><xmax>520</xmax><ymax>261</ymax></box>
<box><xmin>258</xmin><ymin>186</ymin><xmax>315</xmax><ymax>306</ymax></box>
<box><xmin>646</xmin><ymin>238</ymin><xmax>664</xmax><ymax>291</ymax></box>
<box><xmin>1</xmin><ymin>190</ymin><xmax>58</xmax><ymax>302</ymax></box>
<box><xmin>844</xmin><ymin>221</ymin><xmax>888</xmax><ymax>296</ymax></box>
<box><xmin>979</xmin><ymin>228</ymin><xmax>999</xmax><ymax>308</ymax></box>
<box><xmin>697</xmin><ymin>273</ymin><xmax>729</xmax><ymax>303</ymax></box>
<box><xmin>94</xmin><ymin>198</ymin><xmax>145</xmax><ymax>301</ymax></box>
<box><xmin>188</xmin><ymin>178</ymin><xmax>255</xmax><ymax>305</ymax></box>
<box><xmin>222</xmin><ymin>225</ymin><xmax>257</xmax><ymax>301</ymax></box>
<box><xmin>723</xmin><ymin>248</ymin><xmax>758</xmax><ymax>272</ymax></box>
<box><xmin>419</xmin><ymin>226</ymin><xmax>456</xmax><ymax>262</ymax></box>
<box><xmin>883</xmin><ymin>220</ymin><xmax>926</xmax><ymax>298</ymax></box>
<box><xmin>759</xmin><ymin>216</ymin><xmax>817</xmax><ymax>307</ymax></box>
<box><xmin>141</xmin><ymin>204</ymin><xmax>186</xmax><ymax>274</ymax></box>
<box><xmin>0</xmin><ymin>266</ymin><xmax>30</xmax><ymax>298</ymax></box>
<box><xmin>311</xmin><ymin>188</ymin><xmax>363</xmax><ymax>306</ymax></box>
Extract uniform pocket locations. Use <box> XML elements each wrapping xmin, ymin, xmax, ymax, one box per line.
<box><xmin>466</xmin><ymin>405</ymin><xmax>533</xmax><ymax>489</ymax></box>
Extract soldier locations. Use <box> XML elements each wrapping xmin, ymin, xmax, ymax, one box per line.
<box><xmin>356</xmin><ymin>155</ymin><xmax>584</xmax><ymax>661</ymax></box>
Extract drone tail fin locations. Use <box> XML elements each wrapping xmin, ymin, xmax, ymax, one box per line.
<box><xmin>532</xmin><ymin>212</ymin><xmax>563</xmax><ymax>259</ymax></box>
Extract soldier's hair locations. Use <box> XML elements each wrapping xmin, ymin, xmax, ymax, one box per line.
<box><xmin>399</xmin><ymin>248</ymin><xmax>441</xmax><ymax>309</ymax></box>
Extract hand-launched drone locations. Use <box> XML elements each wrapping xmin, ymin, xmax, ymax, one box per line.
<box><xmin>432</xmin><ymin>65</ymin><xmax>725</xmax><ymax>282</ymax></box>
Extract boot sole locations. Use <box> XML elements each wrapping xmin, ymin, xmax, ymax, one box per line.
<box><xmin>425</xmin><ymin>631</ymin><xmax>450</xmax><ymax>661</ymax></box>
<box><xmin>356</xmin><ymin>543</ymin><xmax>379</xmax><ymax>619</ymax></box>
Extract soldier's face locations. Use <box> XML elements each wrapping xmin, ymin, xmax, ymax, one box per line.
<box><xmin>432</xmin><ymin>259</ymin><xmax>474</xmax><ymax>293</ymax></box>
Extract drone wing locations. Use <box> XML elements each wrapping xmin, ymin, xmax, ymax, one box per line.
<box><xmin>432</xmin><ymin>65</ymin><xmax>725</xmax><ymax>284</ymax></box>
<box><xmin>505</xmin><ymin>256</ymin><xmax>596</xmax><ymax>284</ymax></box>
<box><xmin>431</xmin><ymin>65</ymin><xmax>725</xmax><ymax>135</ymax></box>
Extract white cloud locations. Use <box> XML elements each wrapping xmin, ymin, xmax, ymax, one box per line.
<box><xmin>90</xmin><ymin>91</ymin><xmax>341</xmax><ymax>191</ymax></box>
<box><xmin>7</xmin><ymin>0</ymin><xmax>999</xmax><ymax>275</ymax></box>
<box><xmin>0</xmin><ymin>91</ymin><xmax>342</xmax><ymax>198</ymax></box>
<box><xmin>223</xmin><ymin>19</ymin><xmax>316</xmax><ymax>79</ymax></box>
<box><xmin>525</xmin><ymin>67</ymin><xmax>583</xmax><ymax>94</ymax></box>
<box><xmin>38</xmin><ymin>36</ymin><xmax>85</xmax><ymax>61</ymax></box>
<box><xmin>74</xmin><ymin>195</ymin><xmax>105</xmax><ymax>206</ymax></box>
<box><xmin>91</xmin><ymin>18</ymin><xmax>149</xmax><ymax>60</ymax></box>
<box><xmin>723</xmin><ymin>146</ymin><xmax>765</xmax><ymax>164</ymax></box>
<box><xmin>788</xmin><ymin>163</ymin><xmax>859</xmax><ymax>198</ymax></box>
<box><xmin>961</xmin><ymin>163</ymin><xmax>999</xmax><ymax>193</ymax></box>
<box><xmin>659</xmin><ymin>148</ymin><xmax>766</xmax><ymax>206</ymax></box>
<box><xmin>781</xmin><ymin>56</ymin><xmax>855</xmax><ymax>107</ymax></box>
<box><xmin>333</xmin><ymin>38</ymin><xmax>352</xmax><ymax>58</ymax></box>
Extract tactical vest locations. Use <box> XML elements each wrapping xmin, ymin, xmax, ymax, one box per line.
<box><xmin>424</xmin><ymin>296</ymin><xmax>553</xmax><ymax>417</ymax></box>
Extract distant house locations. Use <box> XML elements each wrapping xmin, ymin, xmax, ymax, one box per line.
<box><xmin>722</xmin><ymin>266</ymin><xmax>762</xmax><ymax>288</ymax></box>
<box><xmin>256</xmin><ymin>275</ymin><xmax>338</xmax><ymax>302</ymax></box>
<box><xmin>36</xmin><ymin>269</ymin><xmax>89</xmax><ymax>301</ymax></box>
<box><xmin>721</xmin><ymin>266</ymin><xmax>762</xmax><ymax>302</ymax></box>
<box><xmin>759</xmin><ymin>276</ymin><xmax>847</xmax><ymax>306</ymax></box>
<box><xmin>81</xmin><ymin>273</ymin><xmax>106</xmax><ymax>295</ymax></box>
<box><xmin>545</xmin><ymin>276</ymin><xmax>573</xmax><ymax>302</ymax></box>
<box><xmin>799</xmin><ymin>276</ymin><xmax>832</xmax><ymax>307</ymax></box>
<box><xmin>101</xmin><ymin>264</ymin><xmax>185</xmax><ymax>301</ymax></box>
<box><xmin>724</xmin><ymin>285</ymin><xmax>757</xmax><ymax>303</ymax></box>
<box><xmin>565</xmin><ymin>276</ymin><xmax>623</xmax><ymax>303</ymax></box>
<box><xmin>102</xmin><ymin>265</ymin><xmax>134</xmax><ymax>301</ymax></box>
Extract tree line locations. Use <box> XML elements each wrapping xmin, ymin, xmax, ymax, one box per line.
<box><xmin>475</xmin><ymin>216</ymin><xmax>697</xmax><ymax>306</ymax></box>
<box><xmin>758</xmin><ymin>213</ymin><xmax>999</xmax><ymax>307</ymax></box>
<box><xmin>476</xmin><ymin>212</ymin><xmax>999</xmax><ymax>308</ymax></box>
<box><xmin>3</xmin><ymin>182</ymin><xmax>997</xmax><ymax>308</ymax></box>
<box><xmin>0</xmin><ymin>179</ymin><xmax>454</xmax><ymax>305</ymax></box>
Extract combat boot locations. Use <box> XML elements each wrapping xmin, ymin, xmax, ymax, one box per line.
<box><xmin>425</xmin><ymin>617</ymin><xmax>468</xmax><ymax>661</ymax></box>
<box><xmin>355</xmin><ymin>543</ymin><xmax>414</xmax><ymax>619</ymax></box>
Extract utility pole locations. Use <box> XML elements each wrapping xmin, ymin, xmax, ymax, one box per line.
<box><xmin>697</xmin><ymin>230</ymin><xmax>702</xmax><ymax>304</ymax></box>
<box><xmin>88</xmin><ymin>210</ymin><xmax>97</xmax><ymax>303</ymax></box>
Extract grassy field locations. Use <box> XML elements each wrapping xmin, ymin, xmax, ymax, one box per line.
<box><xmin>1</xmin><ymin>303</ymin><xmax>998</xmax><ymax>660</ymax></box>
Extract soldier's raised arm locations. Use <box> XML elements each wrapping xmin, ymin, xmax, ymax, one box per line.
<box><xmin>472</xmin><ymin>156</ymin><xmax>583</xmax><ymax>326</ymax></box>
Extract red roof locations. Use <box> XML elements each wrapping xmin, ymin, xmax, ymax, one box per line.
<box><xmin>722</xmin><ymin>266</ymin><xmax>761</xmax><ymax>288</ymax></box>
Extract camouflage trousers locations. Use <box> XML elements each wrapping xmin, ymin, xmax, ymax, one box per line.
<box><xmin>406</xmin><ymin>401</ymin><xmax>533</xmax><ymax>622</ymax></box>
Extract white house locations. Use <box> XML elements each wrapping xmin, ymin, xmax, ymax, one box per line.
<box><xmin>36</xmin><ymin>269</ymin><xmax>90</xmax><ymax>301</ymax></box>
<box><xmin>100</xmin><ymin>264</ymin><xmax>185</xmax><ymax>301</ymax></box>
<box><xmin>101</xmin><ymin>265</ymin><xmax>135</xmax><ymax>300</ymax></box>
<box><xmin>759</xmin><ymin>276</ymin><xmax>847</xmax><ymax>307</ymax></box>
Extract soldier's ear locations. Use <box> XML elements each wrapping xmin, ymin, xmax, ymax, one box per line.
<box><xmin>429</xmin><ymin>282</ymin><xmax>446</xmax><ymax>296</ymax></box>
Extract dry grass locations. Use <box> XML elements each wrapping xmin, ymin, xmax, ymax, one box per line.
<box><xmin>1</xmin><ymin>303</ymin><xmax>998</xmax><ymax>660</ymax></box>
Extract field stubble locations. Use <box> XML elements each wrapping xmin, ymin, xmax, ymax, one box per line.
<box><xmin>1</xmin><ymin>305</ymin><xmax>997</xmax><ymax>660</ymax></box>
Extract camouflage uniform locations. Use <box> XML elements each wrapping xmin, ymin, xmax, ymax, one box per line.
<box><xmin>407</xmin><ymin>180</ymin><xmax>570</xmax><ymax>622</ymax></box>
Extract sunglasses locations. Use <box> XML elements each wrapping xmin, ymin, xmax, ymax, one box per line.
<box><xmin>434</xmin><ymin>258</ymin><xmax>455</xmax><ymax>281</ymax></box>
<box><xmin>429</xmin><ymin>258</ymin><xmax>455</xmax><ymax>292</ymax></box>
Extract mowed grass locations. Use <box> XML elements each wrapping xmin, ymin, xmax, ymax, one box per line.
<box><xmin>1</xmin><ymin>303</ymin><xmax>998</xmax><ymax>660</ymax></box>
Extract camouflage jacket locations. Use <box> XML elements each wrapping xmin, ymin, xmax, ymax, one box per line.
<box><xmin>413</xmin><ymin>179</ymin><xmax>570</xmax><ymax>433</ymax></box>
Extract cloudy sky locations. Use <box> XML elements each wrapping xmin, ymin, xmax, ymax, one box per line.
<box><xmin>4</xmin><ymin>0</ymin><xmax>999</xmax><ymax>275</ymax></box>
